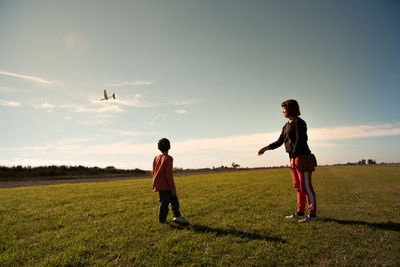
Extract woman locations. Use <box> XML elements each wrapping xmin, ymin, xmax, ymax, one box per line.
<box><xmin>258</xmin><ymin>99</ymin><xmax>317</xmax><ymax>223</ymax></box>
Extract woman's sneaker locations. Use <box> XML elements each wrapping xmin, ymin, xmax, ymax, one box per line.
<box><xmin>173</xmin><ymin>217</ymin><xmax>190</xmax><ymax>226</ymax></box>
<box><xmin>285</xmin><ymin>212</ymin><xmax>304</xmax><ymax>219</ymax></box>
<box><xmin>298</xmin><ymin>215</ymin><xmax>318</xmax><ymax>223</ymax></box>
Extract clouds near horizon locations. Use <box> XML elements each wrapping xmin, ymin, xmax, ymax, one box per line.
<box><xmin>1</xmin><ymin>122</ymin><xmax>399</xmax><ymax>169</ymax></box>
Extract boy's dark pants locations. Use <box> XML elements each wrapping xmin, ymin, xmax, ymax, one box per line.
<box><xmin>158</xmin><ymin>190</ymin><xmax>181</xmax><ymax>223</ymax></box>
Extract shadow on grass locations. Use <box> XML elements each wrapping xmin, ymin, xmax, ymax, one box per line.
<box><xmin>170</xmin><ymin>223</ymin><xmax>286</xmax><ymax>243</ymax></box>
<box><xmin>322</xmin><ymin>218</ymin><xmax>400</xmax><ymax>232</ymax></box>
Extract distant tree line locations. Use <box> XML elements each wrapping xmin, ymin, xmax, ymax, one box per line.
<box><xmin>343</xmin><ymin>159</ymin><xmax>377</xmax><ymax>165</ymax></box>
<box><xmin>0</xmin><ymin>165</ymin><xmax>148</xmax><ymax>181</ymax></box>
<box><xmin>334</xmin><ymin>159</ymin><xmax>379</xmax><ymax>166</ymax></box>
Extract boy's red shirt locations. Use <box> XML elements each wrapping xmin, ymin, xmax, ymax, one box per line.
<box><xmin>152</xmin><ymin>153</ymin><xmax>176</xmax><ymax>192</ymax></box>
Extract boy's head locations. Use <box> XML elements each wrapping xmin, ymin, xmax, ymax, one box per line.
<box><xmin>158</xmin><ymin>138</ymin><xmax>171</xmax><ymax>153</ymax></box>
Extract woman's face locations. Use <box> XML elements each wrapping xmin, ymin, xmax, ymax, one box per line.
<box><xmin>282</xmin><ymin>107</ymin><xmax>289</xmax><ymax>118</ymax></box>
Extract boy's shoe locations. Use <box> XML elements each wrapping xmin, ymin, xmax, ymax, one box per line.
<box><xmin>298</xmin><ymin>215</ymin><xmax>318</xmax><ymax>223</ymax></box>
<box><xmin>285</xmin><ymin>212</ymin><xmax>304</xmax><ymax>219</ymax></box>
<box><xmin>173</xmin><ymin>217</ymin><xmax>190</xmax><ymax>226</ymax></box>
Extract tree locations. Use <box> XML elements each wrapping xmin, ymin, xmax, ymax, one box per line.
<box><xmin>232</xmin><ymin>162</ymin><xmax>240</xmax><ymax>169</ymax></box>
<box><xmin>358</xmin><ymin>159</ymin><xmax>366</xmax><ymax>165</ymax></box>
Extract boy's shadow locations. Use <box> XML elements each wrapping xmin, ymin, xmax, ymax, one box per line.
<box><xmin>322</xmin><ymin>218</ymin><xmax>400</xmax><ymax>232</ymax></box>
<box><xmin>169</xmin><ymin>223</ymin><xmax>286</xmax><ymax>243</ymax></box>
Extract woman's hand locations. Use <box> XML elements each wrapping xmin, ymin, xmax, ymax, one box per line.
<box><xmin>258</xmin><ymin>146</ymin><xmax>269</xmax><ymax>156</ymax></box>
<box><xmin>290</xmin><ymin>158</ymin><xmax>294</xmax><ymax>169</ymax></box>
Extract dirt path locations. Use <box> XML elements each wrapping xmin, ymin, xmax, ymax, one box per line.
<box><xmin>0</xmin><ymin>169</ymin><xmax>271</xmax><ymax>189</ymax></box>
<box><xmin>1</xmin><ymin>165</ymin><xmax>397</xmax><ymax>189</ymax></box>
<box><xmin>0</xmin><ymin>175</ymin><xmax>152</xmax><ymax>189</ymax></box>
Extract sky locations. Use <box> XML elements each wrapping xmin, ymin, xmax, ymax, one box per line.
<box><xmin>0</xmin><ymin>0</ymin><xmax>399</xmax><ymax>170</ymax></box>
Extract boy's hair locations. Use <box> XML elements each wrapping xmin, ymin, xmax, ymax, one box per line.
<box><xmin>158</xmin><ymin>138</ymin><xmax>171</xmax><ymax>152</ymax></box>
<box><xmin>281</xmin><ymin>99</ymin><xmax>300</xmax><ymax>116</ymax></box>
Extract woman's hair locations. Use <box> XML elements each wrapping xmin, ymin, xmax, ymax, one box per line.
<box><xmin>158</xmin><ymin>138</ymin><xmax>171</xmax><ymax>152</ymax></box>
<box><xmin>281</xmin><ymin>99</ymin><xmax>300</xmax><ymax>116</ymax></box>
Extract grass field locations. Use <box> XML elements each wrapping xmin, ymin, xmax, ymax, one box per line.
<box><xmin>1</xmin><ymin>165</ymin><xmax>399</xmax><ymax>266</ymax></box>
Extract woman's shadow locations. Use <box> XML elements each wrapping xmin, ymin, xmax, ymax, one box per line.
<box><xmin>322</xmin><ymin>218</ymin><xmax>400</xmax><ymax>232</ymax></box>
<box><xmin>170</xmin><ymin>223</ymin><xmax>286</xmax><ymax>243</ymax></box>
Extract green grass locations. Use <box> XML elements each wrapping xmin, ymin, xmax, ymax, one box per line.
<box><xmin>1</xmin><ymin>166</ymin><xmax>399</xmax><ymax>266</ymax></box>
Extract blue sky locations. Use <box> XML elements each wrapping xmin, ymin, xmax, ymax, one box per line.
<box><xmin>1</xmin><ymin>0</ymin><xmax>399</xmax><ymax>169</ymax></box>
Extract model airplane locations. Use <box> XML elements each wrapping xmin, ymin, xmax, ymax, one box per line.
<box><xmin>100</xmin><ymin>90</ymin><xmax>116</xmax><ymax>101</ymax></box>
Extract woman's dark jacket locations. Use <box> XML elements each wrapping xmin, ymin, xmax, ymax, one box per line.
<box><xmin>267</xmin><ymin>117</ymin><xmax>311</xmax><ymax>159</ymax></box>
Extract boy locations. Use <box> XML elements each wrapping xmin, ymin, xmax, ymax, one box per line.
<box><xmin>152</xmin><ymin>138</ymin><xmax>189</xmax><ymax>225</ymax></box>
